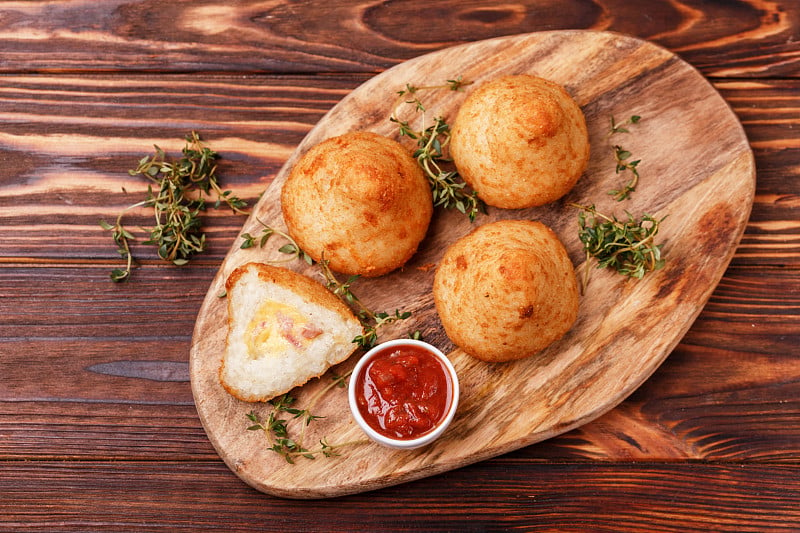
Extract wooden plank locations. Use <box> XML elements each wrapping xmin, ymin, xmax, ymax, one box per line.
<box><xmin>0</xmin><ymin>74</ymin><xmax>356</xmax><ymax>271</ymax></box>
<box><xmin>0</xmin><ymin>0</ymin><xmax>795</xmax><ymax>76</ymax></box>
<box><xmin>0</xmin><ymin>461</ymin><xmax>798</xmax><ymax>531</ymax></box>
<box><xmin>1</xmin><ymin>264</ymin><xmax>795</xmax><ymax>352</ymax></box>
<box><xmin>716</xmin><ymin>79</ymin><xmax>800</xmax><ymax>268</ymax></box>
<box><xmin>0</xmin><ymin>75</ymin><xmax>796</xmax><ymax>268</ymax></box>
<box><xmin>0</xmin><ymin>264</ymin><xmax>796</xmax><ymax>462</ymax></box>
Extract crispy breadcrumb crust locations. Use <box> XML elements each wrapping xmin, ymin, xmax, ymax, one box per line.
<box><xmin>450</xmin><ymin>75</ymin><xmax>589</xmax><ymax>209</ymax></box>
<box><xmin>281</xmin><ymin>131</ymin><xmax>433</xmax><ymax>277</ymax></box>
<box><xmin>433</xmin><ymin>220</ymin><xmax>579</xmax><ymax>362</ymax></box>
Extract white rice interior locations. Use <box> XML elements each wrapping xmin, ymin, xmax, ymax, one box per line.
<box><xmin>221</xmin><ymin>266</ymin><xmax>359</xmax><ymax>400</ymax></box>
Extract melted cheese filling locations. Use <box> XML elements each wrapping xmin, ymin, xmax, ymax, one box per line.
<box><xmin>245</xmin><ymin>300</ymin><xmax>323</xmax><ymax>358</ymax></box>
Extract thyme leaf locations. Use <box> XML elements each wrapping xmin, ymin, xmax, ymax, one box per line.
<box><xmin>570</xmin><ymin>203</ymin><xmax>665</xmax><ymax>293</ymax></box>
<box><xmin>609</xmin><ymin>114</ymin><xmax>640</xmax><ymax>135</ymax></box>
<box><xmin>609</xmin><ymin>145</ymin><xmax>641</xmax><ymax>201</ymax></box>
<box><xmin>390</xmin><ymin>77</ymin><xmax>483</xmax><ymax>222</ymax></box>
<box><xmin>101</xmin><ymin>132</ymin><xmax>247</xmax><ymax>281</ymax></box>
<box><xmin>246</xmin><ymin>372</ymin><xmax>365</xmax><ymax>463</ymax></box>
<box><xmin>240</xmin><ymin>218</ymin><xmax>314</xmax><ymax>265</ymax></box>
<box><xmin>319</xmin><ymin>258</ymin><xmax>412</xmax><ymax>348</ymax></box>
<box><xmin>607</xmin><ymin>115</ymin><xmax>642</xmax><ymax>201</ymax></box>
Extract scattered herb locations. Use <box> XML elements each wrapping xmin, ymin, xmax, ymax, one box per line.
<box><xmin>408</xmin><ymin>330</ymin><xmax>423</xmax><ymax>341</ymax></box>
<box><xmin>99</xmin><ymin>219</ymin><xmax>136</xmax><ymax>282</ymax></box>
<box><xmin>390</xmin><ymin>77</ymin><xmax>483</xmax><ymax>221</ymax></box>
<box><xmin>609</xmin><ymin>114</ymin><xmax>640</xmax><ymax>135</ymax></box>
<box><xmin>354</xmin><ymin>309</ymin><xmax>413</xmax><ymax>349</ymax></box>
<box><xmin>246</xmin><ymin>373</ymin><xmax>365</xmax><ymax>463</ymax></box>
<box><xmin>607</xmin><ymin>115</ymin><xmax>642</xmax><ymax>201</ymax></box>
<box><xmin>319</xmin><ymin>258</ymin><xmax>412</xmax><ymax>348</ymax></box>
<box><xmin>239</xmin><ymin>223</ymin><xmax>409</xmax><ymax>348</ymax></box>
<box><xmin>609</xmin><ymin>145</ymin><xmax>641</xmax><ymax>201</ymax></box>
<box><xmin>101</xmin><ymin>132</ymin><xmax>247</xmax><ymax>281</ymax></box>
<box><xmin>570</xmin><ymin>203</ymin><xmax>665</xmax><ymax>292</ymax></box>
<box><xmin>240</xmin><ymin>218</ymin><xmax>314</xmax><ymax>265</ymax></box>
<box><xmin>394</xmin><ymin>77</ymin><xmax>471</xmax><ymax>116</ymax></box>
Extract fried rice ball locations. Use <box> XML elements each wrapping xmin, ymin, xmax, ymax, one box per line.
<box><xmin>281</xmin><ymin>131</ymin><xmax>433</xmax><ymax>277</ymax></box>
<box><xmin>450</xmin><ymin>75</ymin><xmax>590</xmax><ymax>209</ymax></box>
<box><xmin>220</xmin><ymin>262</ymin><xmax>362</xmax><ymax>402</ymax></box>
<box><xmin>433</xmin><ymin>220</ymin><xmax>579</xmax><ymax>362</ymax></box>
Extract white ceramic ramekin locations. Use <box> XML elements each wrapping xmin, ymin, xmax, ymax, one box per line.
<box><xmin>348</xmin><ymin>339</ymin><xmax>459</xmax><ymax>450</ymax></box>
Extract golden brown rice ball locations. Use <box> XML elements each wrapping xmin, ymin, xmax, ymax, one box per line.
<box><xmin>433</xmin><ymin>219</ymin><xmax>579</xmax><ymax>362</ymax></box>
<box><xmin>281</xmin><ymin>131</ymin><xmax>433</xmax><ymax>277</ymax></box>
<box><xmin>450</xmin><ymin>75</ymin><xmax>590</xmax><ymax>209</ymax></box>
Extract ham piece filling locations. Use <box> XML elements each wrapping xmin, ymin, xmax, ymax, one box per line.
<box><xmin>275</xmin><ymin>311</ymin><xmax>323</xmax><ymax>348</ymax></box>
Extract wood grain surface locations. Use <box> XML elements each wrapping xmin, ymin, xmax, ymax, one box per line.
<box><xmin>190</xmin><ymin>30</ymin><xmax>755</xmax><ymax>498</ymax></box>
<box><xmin>1</xmin><ymin>0</ymin><xmax>799</xmax><ymax>530</ymax></box>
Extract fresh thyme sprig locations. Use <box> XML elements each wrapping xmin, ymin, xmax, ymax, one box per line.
<box><xmin>609</xmin><ymin>145</ymin><xmax>641</xmax><ymax>201</ymax></box>
<box><xmin>240</xmin><ymin>223</ymin><xmax>410</xmax><ymax>347</ymax></box>
<box><xmin>319</xmin><ymin>258</ymin><xmax>411</xmax><ymax>348</ymax></box>
<box><xmin>354</xmin><ymin>309</ymin><xmax>413</xmax><ymax>349</ymax></box>
<box><xmin>607</xmin><ymin>115</ymin><xmax>642</xmax><ymax>201</ymax></box>
<box><xmin>393</xmin><ymin>77</ymin><xmax>471</xmax><ymax>115</ymax></box>
<box><xmin>100</xmin><ymin>216</ymin><xmax>138</xmax><ymax>282</ymax></box>
<box><xmin>240</xmin><ymin>218</ymin><xmax>314</xmax><ymax>265</ymax></box>
<box><xmin>609</xmin><ymin>114</ymin><xmax>641</xmax><ymax>135</ymax></box>
<box><xmin>390</xmin><ymin>77</ymin><xmax>483</xmax><ymax>221</ymax></box>
<box><xmin>246</xmin><ymin>372</ymin><xmax>365</xmax><ymax>463</ymax></box>
<box><xmin>570</xmin><ymin>203</ymin><xmax>665</xmax><ymax>292</ymax></box>
<box><xmin>101</xmin><ymin>132</ymin><xmax>248</xmax><ymax>281</ymax></box>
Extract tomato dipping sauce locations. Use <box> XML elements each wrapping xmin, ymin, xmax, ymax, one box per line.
<box><xmin>352</xmin><ymin>341</ymin><xmax>456</xmax><ymax>442</ymax></box>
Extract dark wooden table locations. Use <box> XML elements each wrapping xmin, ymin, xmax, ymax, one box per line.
<box><xmin>1</xmin><ymin>1</ymin><xmax>798</xmax><ymax>531</ymax></box>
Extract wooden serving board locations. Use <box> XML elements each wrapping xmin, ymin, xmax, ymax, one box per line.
<box><xmin>190</xmin><ymin>30</ymin><xmax>755</xmax><ymax>499</ymax></box>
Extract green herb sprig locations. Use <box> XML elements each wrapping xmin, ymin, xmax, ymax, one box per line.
<box><xmin>101</xmin><ymin>132</ymin><xmax>247</xmax><ymax>281</ymax></box>
<box><xmin>390</xmin><ymin>77</ymin><xmax>483</xmax><ymax>221</ymax></box>
<box><xmin>246</xmin><ymin>373</ymin><xmax>366</xmax><ymax>463</ymax></box>
<box><xmin>609</xmin><ymin>145</ymin><xmax>641</xmax><ymax>202</ymax></box>
<box><xmin>246</xmin><ymin>394</ymin><xmax>328</xmax><ymax>463</ymax></box>
<box><xmin>100</xmin><ymin>218</ymin><xmax>137</xmax><ymax>282</ymax></box>
<box><xmin>607</xmin><ymin>115</ymin><xmax>642</xmax><ymax>201</ymax></box>
<box><xmin>609</xmin><ymin>114</ymin><xmax>641</xmax><ymax>135</ymax></box>
<box><xmin>240</xmin><ymin>218</ymin><xmax>314</xmax><ymax>265</ymax></box>
<box><xmin>319</xmin><ymin>258</ymin><xmax>411</xmax><ymax>348</ymax></box>
<box><xmin>240</xmin><ymin>223</ymin><xmax>409</xmax><ymax>348</ymax></box>
<box><xmin>570</xmin><ymin>203</ymin><xmax>665</xmax><ymax>292</ymax></box>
